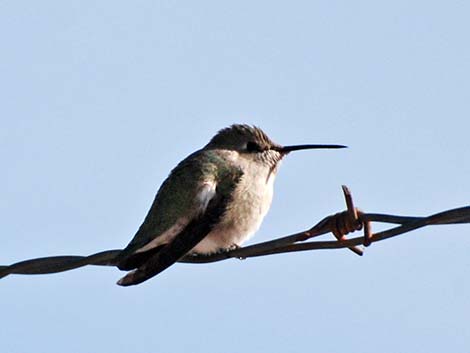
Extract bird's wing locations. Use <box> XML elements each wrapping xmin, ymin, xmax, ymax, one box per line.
<box><xmin>116</xmin><ymin>168</ymin><xmax>241</xmax><ymax>286</ymax></box>
<box><xmin>115</xmin><ymin>150</ymin><xmax>243</xmax><ymax>283</ymax></box>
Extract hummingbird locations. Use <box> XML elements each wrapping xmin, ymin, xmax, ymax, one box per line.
<box><xmin>116</xmin><ymin>124</ymin><xmax>346</xmax><ymax>286</ymax></box>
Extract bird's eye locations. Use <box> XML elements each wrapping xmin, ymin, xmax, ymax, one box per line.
<box><xmin>246</xmin><ymin>141</ymin><xmax>263</xmax><ymax>153</ymax></box>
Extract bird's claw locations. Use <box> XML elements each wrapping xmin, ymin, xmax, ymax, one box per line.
<box><xmin>223</xmin><ymin>244</ymin><xmax>245</xmax><ymax>260</ymax></box>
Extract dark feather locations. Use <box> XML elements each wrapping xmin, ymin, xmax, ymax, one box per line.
<box><xmin>117</xmin><ymin>168</ymin><xmax>242</xmax><ymax>286</ymax></box>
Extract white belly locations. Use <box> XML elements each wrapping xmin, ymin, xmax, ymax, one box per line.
<box><xmin>191</xmin><ymin>167</ymin><xmax>276</xmax><ymax>254</ymax></box>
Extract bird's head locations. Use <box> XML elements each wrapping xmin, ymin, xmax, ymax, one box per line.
<box><xmin>205</xmin><ymin>124</ymin><xmax>346</xmax><ymax>168</ymax></box>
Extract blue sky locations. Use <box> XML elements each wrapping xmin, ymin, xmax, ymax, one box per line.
<box><xmin>1</xmin><ymin>1</ymin><xmax>469</xmax><ymax>352</ymax></box>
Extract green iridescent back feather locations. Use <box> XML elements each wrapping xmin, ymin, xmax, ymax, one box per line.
<box><xmin>117</xmin><ymin>149</ymin><xmax>243</xmax><ymax>260</ymax></box>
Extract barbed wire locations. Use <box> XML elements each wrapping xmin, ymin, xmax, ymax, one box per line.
<box><xmin>1</xmin><ymin>186</ymin><xmax>469</xmax><ymax>280</ymax></box>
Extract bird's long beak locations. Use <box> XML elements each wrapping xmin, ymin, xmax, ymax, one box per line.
<box><xmin>274</xmin><ymin>144</ymin><xmax>347</xmax><ymax>154</ymax></box>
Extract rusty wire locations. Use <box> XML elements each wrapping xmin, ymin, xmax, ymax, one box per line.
<box><xmin>1</xmin><ymin>186</ymin><xmax>469</xmax><ymax>279</ymax></box>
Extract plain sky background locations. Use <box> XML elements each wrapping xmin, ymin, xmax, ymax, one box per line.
<box><xmin>1</xmin><ymin>1</ymin><xmax>469</xmax><ymax>352</ymax></box>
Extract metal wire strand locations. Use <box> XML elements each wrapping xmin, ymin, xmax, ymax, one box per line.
<box><xmin>1</xmin><ymin>186</ymin><xmax>469</xmax><ymax>279</ymax></box>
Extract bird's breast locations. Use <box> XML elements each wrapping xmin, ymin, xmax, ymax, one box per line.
<box><xmin>191</xmin><ymin>166</ymin><xmax>276</xmax><ymax>254</ymax></box>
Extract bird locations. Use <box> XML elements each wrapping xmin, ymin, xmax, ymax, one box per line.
<box><xmin>115</xmin><ymin>124</ymin><xmax>346</xmax><ymax>286</ymax></box>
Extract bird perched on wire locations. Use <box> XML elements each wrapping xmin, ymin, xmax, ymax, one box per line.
<box><xmin>115</xmin><ymin>124</ymin><xmax>347</xmax><ymax>286</ymax></box>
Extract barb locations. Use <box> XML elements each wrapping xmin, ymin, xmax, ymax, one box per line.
<box><xmin>1</xmin><ymin>186</ymin><xmax>469</xmax><ymax>280</ymax></box>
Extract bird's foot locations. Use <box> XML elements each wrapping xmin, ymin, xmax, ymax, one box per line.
<box><xmin>218</xmin><ymin>244</ymin><xmax>245</xmax><ymax>260</ymax></box>
<box><xmin>228</xmin><ymin>243</ymin><xmax>241</xmax><ymax>251</ymax></box>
